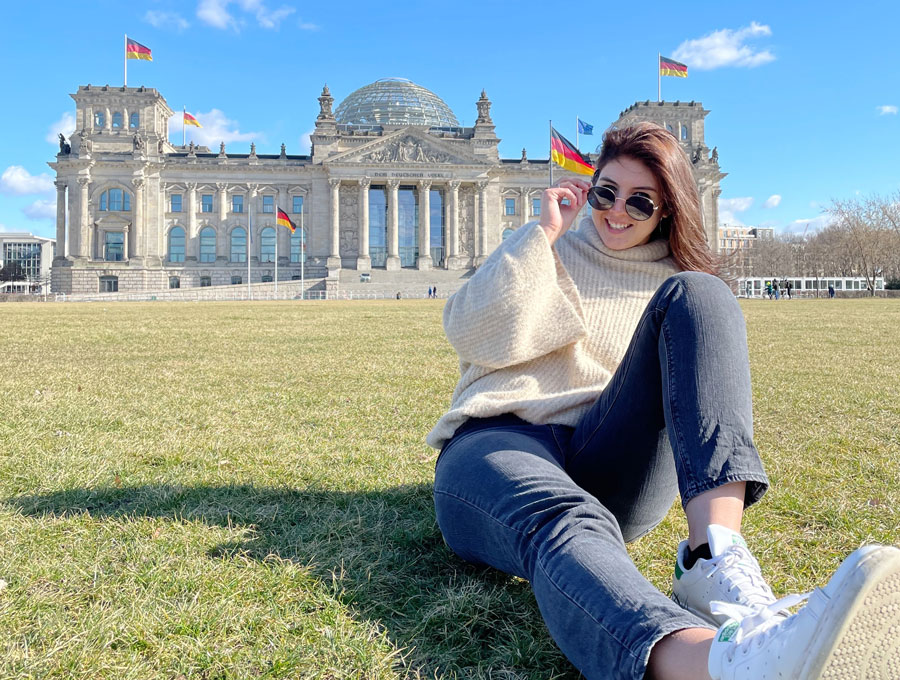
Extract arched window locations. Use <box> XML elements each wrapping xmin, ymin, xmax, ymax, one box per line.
<box><xmin>260</xmin><ymin>227</ymin><xmax>276</xmax><ymax>263</ymax></box>
<box><xmin>199</xmin><ymin>227</ymin><xmax>216</xmax><ymax>262</ymax></box>
<box><xmin>199</xmin><ymin>276</ymin><xmax>212</xmax><ymax>287</ymax></box>
<box><xmin>169</xmin><ymin>276</ymin><xmax>180</xmax><ymax>289</ymax></box>
<box><xmin>681</xmin><ymin>124</ymin><xmax>689</xmax><ymax>140</ymax></box>
<box><xmin>261</xmin><ymin>274</ymin><xmax>273</xmax><ymax>283</ymax></box>
<box><xmin>665</xmin><ymin>123</ymin><xmax>674</xmax><ymax>133</ymax></box>
<box><xmin>230</xmin><ymin>227</ymin><xmax>247</xmax><ymax>262</ymax></box>
<box><xmin>502</xmin><ymin>228</ymin><xmax>515</xmax><ymax>240</ymax></box>
<box><xmin>168</xmin><ymin>226</ymin><xmax>185</xmax><ymax>262</ymax></box>
<box><xmin>290</xmin><ymin>228</ymin><xmax>307</xmax><ymax>263</ymax></box>
<box><xmin>94</xmin><ymin>111</ymin><xmax>105</xmax><ymax>128</ymax></box>
<box><xmin>129</xmin><ymin>113</ymin><xmax>139</xmax><ymax>129</ymax></box>
<box><xmin>99</xmin><ymin>188</ymin><xmax>131</xmax><ymax>212</ymax></box>
<box><xmin>112</xmin><ymin>112</ymin><xmax>123</xmax><ymax>129</ymax></box>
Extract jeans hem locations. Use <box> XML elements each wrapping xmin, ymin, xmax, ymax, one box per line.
<box><xmin>679</xmin><ymin>468</ymin><xmax>769</xmax><ymax>510</ymax></box>
<box><xmin>634</xmin><ymin>618</ymin><xmax>717</xmax><ymax>680</ymax></box>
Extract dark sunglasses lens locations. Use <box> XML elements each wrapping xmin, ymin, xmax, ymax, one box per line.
<box><xmin>587</xmin><ymin>186</ymin><xmax>615</xmax><ymax>211</ymax></box>
<box><xmin>625</xmin><ymin>196</ymin><xmax>655</xmax><ymax>221</ymax></box>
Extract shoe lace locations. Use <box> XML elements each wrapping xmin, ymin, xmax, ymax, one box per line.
<box><xmin>712</xmin><ymin>592</ymin><xmax>810</xmax><ymax>664</ymax></box>
<box><xmin>702</xmin><ymin>545</ymin><xmax>776</xmax><ymax>609</ymax></box>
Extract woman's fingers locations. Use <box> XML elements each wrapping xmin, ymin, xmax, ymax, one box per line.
<box><xmin>539</xmin><ymin>179</ymin><xmax>593</xmax><ymax>244</ymax></box>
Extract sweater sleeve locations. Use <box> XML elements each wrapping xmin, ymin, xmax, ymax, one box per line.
<box><xmin>443</xmin><ymin>222</ymin><xmax>587</xmax><ymax>369</ymax></box>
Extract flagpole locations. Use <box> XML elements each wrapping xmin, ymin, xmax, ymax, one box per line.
<box><xmin>124</xmin><ymin>34</ymin><xmax>128</xmax><ymax>87</ymax></box>
<box><xmin>576</xmin><ymin>115</ymin><xmax>579</xmax><ymax>152</ymax></box>
<box><xmin>548</xmin><ymin>120</ymin><xmax>553</xmax><ymax>187</ymax></box>
<box><xmin>274</xmin><ymin>213</ymin><xmax>279</xmax><ymax>300</ymax></box>
<box><xmin>300</xmin><ymin>210</ymin><xmax>305</xmax><ymax>300</ymax></box>
<box><xmin>658</xmin><ymin>52</ymin><xmax>661</xmax><ymax>102</ymax></box>
<box><xmin>182</xmin><ymin>107</ymin><xmax>186</xmax><ymax>147</ymax></box>
<box><xmin>247</xmin><ymin>210</ymin><xmax>252</xmax><ymax>301</ymax></box>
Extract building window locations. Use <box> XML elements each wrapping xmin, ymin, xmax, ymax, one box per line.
<box><xmin>104</xmin><ymin>232</ymin><xmax>125</xmax><ymax>261</ymax></box>
<box><xmin>201</xmin><ymin>194</ymin><xmax>213</xmax><ymax>213</ymax></box>
<box><xmin>532</xmin><ymin>198</ymin><xmax>541</xmax><ymax>217</ymax></box>
<box><xmin>430</xmin><ymin>189</ymin><xmax>445</xmax><ymax>268</ymax></box>
<box><xmin>369</xmin><ymin>186</ymin><xmax>387</xmax><ymax>268</ymax></box>
<box><xmin>169</xmin><ymin>276</ymin><xmax>180</xmax><ymax>289</ymax></box>
<box><xmin>262</xmin><ymin>195</ymin><xmax>274</xmax><ymax>213</ymax></box>
<box><xmin>199</xmin><ymin>227</ymin><xmax>216</xmax><ymax>263</ymax></box>
<box><xmin>100</xmin><ymin>188</ymin><xmax>131</xmax><ymax>212</ymax></box>
<box><xmin>99</xmin><ymin>275</ymin><xmax>118</xmax><ymax>292</ymax></box>
<box><xmin>681</xmin><ymin>124</ymin><xmax>688</xmax><ymax>140</ymax></box>
<box><xmin>130</xmin><ymin>113</ymin><xmax>139</xmax><ymax>129</ymax></box>
<box><xmin>502</xmin><ymin>228</ymin><xmax>515</xmax><ymax>240</ymax></box>
<box><xmin>200</xmin><ymin>276</ymin><xmax>212</xmax><ymax>287</ymax></box>
<box><xmin>260</xmin><ymin>227</ymin><xmax>276</xmax><ymax>263</ymax></box>
<box><xmin>94</xmin><ymin>111</ymin><xmax>105</xmax><ymax>128</ymax></box>
<box><xmin>232</xmin><ymin>195</ymin><xmax>244</xmax><ymax>213</ymax></box>
<box><xmin>2</xmin><ymin>242</ymin><xmax>43</xmax><ymax>282</ymax></box>
<box><xmin>666</xmin><ymin>123</ymin><xmax>674</xmax><ymax>133</ymax></box>
<box><xmin>230</xmin><ymin>227</ymin><xmax>247</xmax><ymax>263</ymax></box>
<box><xmin>505</xmin><ymin>198</ymin><xmax>516</xmax><ymax>216</ymax></box>
<box><xmin>112</xmin><ymin>112</ymin><xmax>123</xmax><ymax>129</ymax></box>
<box><xmin>231</xmin><ymin>275</ymin><xmax>242</xmax><ymax>285</ymax></box>
<box><xmin>261</xmin><ymin>275</ymin><xmax>273</xmax><ymax>283</ymax></box>
<box><xmin>168</xmin><ymin>226</ymin><xmax>185</xmax><ymax>262</ymax></box>
<box><xmin>292</xmin><ymin>195</ymin><xmax>303</xmax><ymax>214</ymax></box>
<box><xmin>290</xmin><ymin>228</ymin><xmax>306</xmax><ymax>263</ymax></box>
<box><xmin>170</xmin><ymin>194</ymin><xmax>182</xmax><ymax>213</ymax></box>
<box><xmin>399</xmin><ymin>186</ymin><xmax>418</xmax><ymax>268</ymax></box>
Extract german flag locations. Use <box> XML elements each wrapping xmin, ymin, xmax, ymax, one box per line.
<box><xmin>126</xmin><ymin>38</ymin><xmax>152</xmax><ymax>61</ymax></box>
<box><xmin>184</xmin><ymin>112</ymin><xmax>202</xmax><ymax>128</ymax></box>
<box><xmin>276</xmin><ymin>207</ymin><xmax>296</xmax><ymax>233</ymax></box>
<box><xmin>660</xmin><ymin>55</ymin><xmax>688</xmax><ymax>78</ymax></box>
<box><xmin>550</xmin><ymin>127</ymin><xmax>594</xmax><ymax>176</ymax></box>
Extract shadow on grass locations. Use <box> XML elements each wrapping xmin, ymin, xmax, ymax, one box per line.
<box><xmin>8</xmin><ymin>483</ymin><xmax>576</xmax><ymax>679</ymax></box>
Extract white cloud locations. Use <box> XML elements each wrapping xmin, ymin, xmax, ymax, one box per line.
<box><xmin>45</xmin><ymin>112</ymin><xmax>76</xmax><ymax>145</ymax></box>
<box><xmin>144</xmin><ymin>10</ymin><xmax>190</xmax><ymax>31</ymax></box>
<box><xmin>0</xmin><ymin>223</ymin><xmax>10</xmax><ymax>232</ymax></box>
<box><xmin>718</xmin><ymin>196</ymin><xmax>754</xmax><ymax>226</ymax></box>
<box><xmin>763</xmin><ymin>194</ymin><xmax>782</xmax><ymax>209</ymax></box>
<box><xmin>197</xmin><ymin>0</ymin><xmax>296</xmax><ymax>30</ymax></box>
<box><xmin>0</xmin><ymin>166</ymin><xmax>55</xmax><ymax>196</ymax></box>
<box><xmin>673</xmin><ymin>22</ymin><xmax>775</xmax><ymax>70</ymax></box>
<box><xmin>298</xmin><ymin>20</ymin><xmax>320</xmax><ymax>30</ymax></box>
<box><xmin>23</xmin><ymin>199</ymin><xmax>56</xmax><ymax>221</ymax></box>
<box><xmin>782</xmin><ymin>215</ymin><xmax>833</xmax><ymax>235</ymax></box>
<box><xmin>169</xmin><ymin>109</ymin><xmax>263</xmax><ymax>148</ymax></box>
<box><xmin>877</xmin><ymin>105</ymin><xmax>898</xmax><ymax>115</ymax></box>
<box><xmin>298</xmin><ymin>128</ymin><xmax>314</xmax><ymax>154</ymax></box>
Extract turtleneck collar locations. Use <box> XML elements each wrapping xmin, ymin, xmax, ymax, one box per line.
<box><xmin>573</xmin><ymin>216</ymin><xmax>670</xmax><ymax>262</ymax></box>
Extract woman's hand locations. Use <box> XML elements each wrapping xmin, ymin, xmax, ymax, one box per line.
<box><xmin>539</xmin><ymin>178</ymin><xmax>591</xmax><ymax>246</ymax></box>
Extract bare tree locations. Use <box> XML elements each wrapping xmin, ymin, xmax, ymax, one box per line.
<box><xmin>826</xmin><ymin>197</ymin><xmax>894</xmax><ymax>295</ymax></box>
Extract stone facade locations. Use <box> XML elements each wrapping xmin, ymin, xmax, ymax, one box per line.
<box><xmin>49</xmin><ymin>82</ymin><xmax>724</xmax><ymax>295</ymax></box>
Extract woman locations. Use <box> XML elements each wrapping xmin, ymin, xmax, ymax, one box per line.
<box><xmin>428</xmin><ymin>123</ymin><xmax>900</xmax><ymax>680</ymax></box>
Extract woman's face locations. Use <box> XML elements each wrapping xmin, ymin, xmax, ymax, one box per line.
<box><xmin>590</xmin><ymin>156</ymin><xmax>664</xmax><ymax>250</ymax></box>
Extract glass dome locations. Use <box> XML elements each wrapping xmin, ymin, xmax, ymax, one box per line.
<box><xmin>334</xmin><ymin>78</ymin><xmax>459</xmax><ymax>127</ymax></box>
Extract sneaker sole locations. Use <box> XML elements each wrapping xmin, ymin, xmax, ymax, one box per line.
<box><xmin>801</xmin><ymin>545</ymin><xmax>900</xmax><ymax>679</ymax></box>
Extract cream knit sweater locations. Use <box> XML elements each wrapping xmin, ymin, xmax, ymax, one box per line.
<box><xmin>427</xmin><ymin>216</ymin><xmax>680</xmax><ymax>450</ymax></box>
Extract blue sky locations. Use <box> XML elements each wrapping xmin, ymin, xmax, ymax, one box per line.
<box><xmin>2</xmin><ymin>0</ymin><xmax>899</xmax><ymax>239</ymax></box>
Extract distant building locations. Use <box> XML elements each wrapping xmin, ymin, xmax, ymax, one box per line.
<box><xmin>0</xmin><ymin>232</ymin><xmax>56</xmax><ymax>294</ymax></box>
<box><xmin>49</xmin><ymin>80</ymin><xmax>725</xmax><ymax>295</ymax></box>
<box><xmin>717</xmin><ymin>225</ymin><xmax>774</xmax><ymax>275</ymax></box>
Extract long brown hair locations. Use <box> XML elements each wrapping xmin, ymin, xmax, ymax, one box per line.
<box><xmin>592</xmin><ymin>122</ymin><xmax>720</xmax><ymax>275</ymax></box>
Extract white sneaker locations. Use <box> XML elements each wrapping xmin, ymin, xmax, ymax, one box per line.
<box><xmin>672</xmin><ymin>524</ymin><xmax>776</xmax><ymax>625</ymax></box>
<box><xmin>708</xmin><ymin>544</ymin><xmax>900</xmax><ymax>679</ymax></box>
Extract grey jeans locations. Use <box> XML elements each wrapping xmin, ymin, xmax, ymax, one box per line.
<box><xmin>433</xmin><ymin>272</ymin><xmax>769</xmax><ymax>680</ymax></box>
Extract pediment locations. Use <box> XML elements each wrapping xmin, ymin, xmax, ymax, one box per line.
<box><xmin>326</xmin><ymin>129</ymin><xmax>487</xmax><ymax>166</ymax></box>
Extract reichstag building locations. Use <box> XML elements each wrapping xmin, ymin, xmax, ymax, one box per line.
<box><xmin>49</xmin><ymin>78</ymin><xmax>724</xmax><ymax>294</ymax></box>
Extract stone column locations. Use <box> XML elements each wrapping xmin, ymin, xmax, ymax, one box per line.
<box><xmin>446</xmin><ymin>180</ymin><xmax>461</xmax><ymax>269</ymax></box>
<box><xmin>248</xmin><ymin>184</ymin><xmax>258</xmax><ymax>262</ymax></box>
<box><xmin>327</xmin><ymin>178</ymin><xmax>341</xmax><ymax>272</ymax></box>
<box><xmin>123</xmin><ymin>224</ymin><xmax>130</xmax><ymax>262</ymax></box>
<box><xmin>186</xmin><ymin>182</ymin><xmax>198</xmax><ymax>261</ymax></box>
<box><xmin>417</xmin><ymin>180</ymin><xmax>432</xmax><ymax>270</ymax></box>
<box><xmin>77</xmin><ymin>177</ymin><xmax>90</xmax><ymax>259</ymax></box>
<box><xmin>130</xmin><ymin>177</ymin><xmax>144</xmax><ymax>260</ymax></box>
<box><xmin>357</xmin><ymin>178</ymin><xmax>371</xmax><ymax>270</ymax></box>
<box><xmin>277</xmin><ymin>185</ymin><xmax>290</xmax><ymax>263</ymax></box>
<box><xmin>386</xmin><ymin>178</ymin><xmax>401</xmax><ymax>271</ymax></box>
<box><xmin>475</xmin><ymin>180</ymin><xmax>488</xmax><ymax>267</ymax></box>
<box><xmin>216</xmin><ymin>183</ymin><xmax>228</xmax><ymax>260</ymax></box>
<box><xmin>54</xmin><ymin>180</ymin><xmax>67</xmax><ymax>260</ymax></box>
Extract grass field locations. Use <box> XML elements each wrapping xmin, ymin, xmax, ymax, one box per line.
<box><xmin>0</xmin><ymin>298</ymin><xmax>898</xmax><ymax>679</ymax></box>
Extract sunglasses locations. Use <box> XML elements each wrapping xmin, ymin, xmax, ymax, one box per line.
<box><xmin>586</xmin><ymin>185</ymin><xmax>660</xmax><ymax>222</ymax></box>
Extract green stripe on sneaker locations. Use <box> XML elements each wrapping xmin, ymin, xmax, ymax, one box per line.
<box><xmin>674</xmin><ymin>561</ymin><xmax>684</xmax><ymax>580</ymax></box>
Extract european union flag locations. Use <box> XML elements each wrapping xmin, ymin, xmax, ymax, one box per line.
<box><xmin>577</xmin><ymin>118</ymin><xmax>593</xmax><ymax>135</ymax></box>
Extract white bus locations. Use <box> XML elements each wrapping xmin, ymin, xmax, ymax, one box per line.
<box><xmin>737</xmin><ymin>276</ymin><xmax>885</xmax><ymax>298</ymax></box>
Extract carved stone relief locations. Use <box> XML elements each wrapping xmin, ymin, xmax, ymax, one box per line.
<box><xmin>356</xmin><ymin>136</ymin><xmax>457</xmax><ymax>164</ymax></box>
<box><xmin>458</xmin><ymin>187</ymin><xmax>475</xmax><ymax>259</ymax></box>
